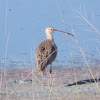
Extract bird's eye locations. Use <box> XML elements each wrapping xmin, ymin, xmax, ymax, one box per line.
<box><xmin>51</xmin><ymin>29</ymin><xmax>53</xmax><ymax>30</ymax></box>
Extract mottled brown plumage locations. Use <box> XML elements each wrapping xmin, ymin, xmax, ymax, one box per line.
<box><xmin>36</xmin><ymin>39</ymin><xmax>57</xmax><ymax>73</ymax></box>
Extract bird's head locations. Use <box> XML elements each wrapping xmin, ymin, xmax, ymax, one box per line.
<box><xmin>45</xmin><ymin>27</ymin><xmax>55</xmax><ymax>34</ymax></box>
<box><xmin>45</xmin><ymin>27</ymin><xmax>75</xmax><ymax>37</ymax></box>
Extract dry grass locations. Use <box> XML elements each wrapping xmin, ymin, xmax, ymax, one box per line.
<box><xmin>0</xmin><ymin>67</ymin><xmax>100</xmax><ymax>100</ymax></box>
<box><xmin>0</xmin><ymin>0</ymin><xmax>100</xmax><ymax>100</ymax></box>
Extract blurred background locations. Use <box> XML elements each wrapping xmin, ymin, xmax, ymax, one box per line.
<box><xmin>0</xmin><ymin>0</ymin><xmax>100</xmax><ymax>69</ymax></box>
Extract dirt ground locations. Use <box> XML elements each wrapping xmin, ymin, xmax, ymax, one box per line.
<box><xmin>0</xmin><ymin>66</ymin><xmax>100</xmax><ymax>100</ymax></box>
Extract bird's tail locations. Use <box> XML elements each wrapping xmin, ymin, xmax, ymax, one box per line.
<box><xmin>37</xmin><ymin>64</ymin><xmax>46</xmax><ymax>74</ymax></box>
<box><xmin>38</xmin><ymin>68</ymin><xmax>43</xmax><ymax>74</ymax></box>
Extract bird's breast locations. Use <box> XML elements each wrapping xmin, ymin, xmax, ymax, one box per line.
<box><xmin>36</xmin><ymin>39</ymin><xmax>57</xmax><ymax>65</ymax></box>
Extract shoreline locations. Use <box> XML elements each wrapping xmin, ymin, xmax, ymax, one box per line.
<box><xmin>0</xmin><ymin>66</ymin><xmax>100</xmax><ymax>100</ymax></box>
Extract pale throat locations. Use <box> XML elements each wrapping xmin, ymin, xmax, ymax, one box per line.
<box><xmin>46</xmin><ymin>32</ymin><xmax>54</xmax><ymax>41</ymax></box>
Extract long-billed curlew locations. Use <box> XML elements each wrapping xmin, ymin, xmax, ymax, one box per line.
<box><xmin>36</xmin><ymin>27</ymin><xmax>74</xmax><ymax>85</ymax></box>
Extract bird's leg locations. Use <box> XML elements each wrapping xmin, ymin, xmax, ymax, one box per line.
<box><xmin>42</xmin><ymin>72</ymin><xmax>45</xmax><ymax>86</ymax></box>
<box><xmin>49</xmin><ymin>64</ymin><xmax>52</xmax><ymax>86</ymax></box>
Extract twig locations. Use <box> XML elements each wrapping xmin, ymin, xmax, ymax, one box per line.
<box><xmin>56</xmin><ymin>0</ymin><xmax>80</xmax><ymax>100</ymax></box>
<box><xmin>75</xmin><ymin>9</ymin><xmax>100</xmax><ymax>35</ymax></box>
<box><xmin>96</xmin><ymin>47</ymin><xmax>100</xmax><ymax>55</ymax></box>
<box><xmin>72</xmin><ymin>29</ymin><xmax>100</xmax><ymax>91</ymax></box>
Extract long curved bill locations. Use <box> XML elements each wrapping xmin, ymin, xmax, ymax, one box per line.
<box><xmin>54</xmin><ymin>30</ymin><xmax>75</xmax><ymax>37</ymax></box>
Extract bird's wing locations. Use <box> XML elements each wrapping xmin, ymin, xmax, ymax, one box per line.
<box><xmin>36</xmin><ymin>40</ymin><xmax>56</xmax><ymax>72</ymax></box>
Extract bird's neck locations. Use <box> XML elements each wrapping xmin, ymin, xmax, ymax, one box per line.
<box><xmin>46</xmin><ymin>33</ymin><xmax>54</xmax><ymax>41</ymax></box>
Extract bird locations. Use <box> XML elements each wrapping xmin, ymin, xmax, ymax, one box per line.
<box><xmin>36</xmin><ymin>27</ymin><xmax>74</xmax><ymax>86</ymax></box>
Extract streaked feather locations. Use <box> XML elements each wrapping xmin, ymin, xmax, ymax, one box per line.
<box><xmin>36</xmin><ymin>39</ymin><xmax>57</xmax><ymax>73</ymax></box>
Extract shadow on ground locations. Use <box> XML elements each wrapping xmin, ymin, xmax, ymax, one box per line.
<box><xmin>65</xmin><ymin>78</ymin><xmax>100</xmax><ymax>87</ymax></box>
